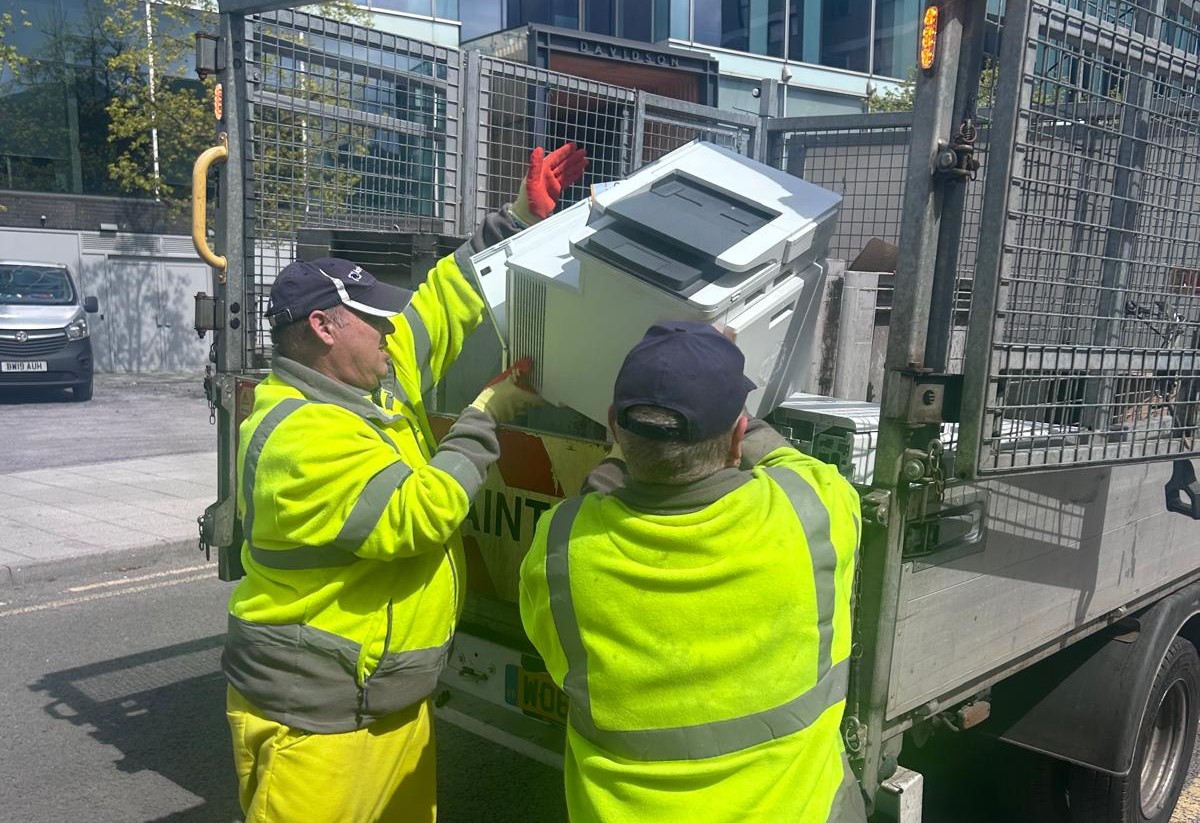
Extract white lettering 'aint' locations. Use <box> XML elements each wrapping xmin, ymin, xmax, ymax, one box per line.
<box><xmin>463</xmin><ymin>489</ymin><xmax>555</xmax><ymax>542</ymax></box>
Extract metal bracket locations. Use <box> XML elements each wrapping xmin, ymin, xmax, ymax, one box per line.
<box><xmin>902</xmin><ymin>371</ymin><xmax>962</xmax><ymax>424</ymax></box>
<box><xmin>860</xmin><ymin>490</ymin><xmax>891</xmax><ymax>527</ymax></box>
<box><xmin>197</xmin><ymin>509</ymin><xmax>213</xmax><ymax>561</ymax></box>
<box><xmin>193</xmin><ymin>292</ymin><xmax>224</xmax><ymax>337</ymax></box>
<box><xmin>903</xmin><ymin>497</ymin><xmax>988</xmax><ymax>561</ymax></box>
<box><xmin>1165</xmin><ymin>459</ymin><xmax>1200</xmax><ymax>519</ymax></box>
<box><xmin>932</xmin><ymin>119</ymin><xmax>980</xmax><ymax>183</ymax></box>
<box><xmin>876</xmin><ymin>766</ymin><xmax>924</xmax><ymax>823</ymax></box>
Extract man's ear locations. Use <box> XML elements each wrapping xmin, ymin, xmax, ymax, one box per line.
<box><xmin>308</xmin><ymin>310</ymin><xmax>337</xmax><ymax>346</ymax></box>
<box><xmin>727</xmin><ymin>414</ymin><xmax>749</xmax><ymax>468</ymax></box>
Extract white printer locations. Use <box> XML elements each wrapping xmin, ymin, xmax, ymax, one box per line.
<box><xmin>465</xmin><ymin>141</ymin><xmax>842</xmax><ymax>426</ymax></box>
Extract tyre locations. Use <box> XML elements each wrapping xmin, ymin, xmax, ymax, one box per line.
<box><xmin>1066</xmin><ymin>637</ymin><xmax>1200</xmax><ymax>823</ymax></box>
<box><xmin>72</xmin><ymin>378</ymin><xmax>93</xmax><ymax>402</ymax></box>
<box><xmin>997</xmin><ymin>744</ymin><xmax>1071</xmax><ymax>823</ymax></box>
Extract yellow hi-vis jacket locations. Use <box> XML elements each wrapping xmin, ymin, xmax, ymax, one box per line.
<box><xmin>519</xmin><ymin>434</ymin><xmax>865</xmax><ymax>823</ymax></box>
<box><xmin>223</xmin><ymin>249</ymin><xmax>498</xmax><ymax>734</ymax></box>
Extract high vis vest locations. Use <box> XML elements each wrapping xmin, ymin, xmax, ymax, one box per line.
<box><xmin>223</xmin><ymin>250</ymin><xmax>489</xmax><ymax>734</ymax></box>
<box><xmin>520</xmin><ymin>449</ymin><xmax>865</xmax><ymax>823</ymax></box>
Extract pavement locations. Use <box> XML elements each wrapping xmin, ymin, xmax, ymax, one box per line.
<box><xmin>0</xmin><ymin>452</ymin><xmax>216</xmax><ymax>587</ymax></box>
<box><xmin>0</xmin><ymin>373</ymin><xmax>217</xmax><ymax>588</ymax></box>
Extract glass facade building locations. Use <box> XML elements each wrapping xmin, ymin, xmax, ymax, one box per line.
<box><xmin>2</xmin><ymin>0</ymin><xmax>920</xmax><ymax>201</ymax></box>
<box><xmin>382</xmin><ymin>0</ymin><xmax>922</xmax><ymax>79</ymax></box>
<box><xmin>0</xmin><ymin>0</ymin><xmax>207</xmax><ymax>197</ymax></box>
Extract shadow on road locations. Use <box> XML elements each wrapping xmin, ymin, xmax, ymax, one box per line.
<box><xmin>31</xmin><ymin>633</ymin><xmax>240</xmax><ymax>823</ymax></box>
<box><xmin>31</xmin><ymin>628</ymin><xmax>1051</xmax><ymax>823</ymax></box>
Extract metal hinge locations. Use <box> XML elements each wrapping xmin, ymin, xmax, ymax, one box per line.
<box><xmin>194</xmin><ymin>292</ymin><xmax>224</xmax><ymax>337</ymax></box>
<box><xmin>933</xmin><ymin>118</ymin><xmax>980</xmax><ymax>182</ymax></box>
<box><xmin>860</xmin><ymin>490</ymin><xmax>891</xmax><ymax>526</ymax></box>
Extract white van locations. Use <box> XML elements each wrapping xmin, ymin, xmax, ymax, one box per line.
<box><xmin>0</xmin><ymin>261</ymin><xmax>100</xmax><ymax>401</ymax></box>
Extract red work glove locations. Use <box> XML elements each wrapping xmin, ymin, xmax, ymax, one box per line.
<box><xmin>511</xmin><ymin>143</ymin><xmax>589</xmax><ymax>226</ymax></box>
<box><xmin>469</xmin><ymin>357</ymin><xmax>543</xmax><ymax>422</ymax></box>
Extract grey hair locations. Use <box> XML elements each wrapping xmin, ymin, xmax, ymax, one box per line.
<box><xmin>270</xmin><ymin>303</ymin><xmax>350</xmax><ymax>360</ymax></box>
<box><xmin>616</xmin><ymin>405</ymin><xmax>733</xmax><ymax>485</ymax></box>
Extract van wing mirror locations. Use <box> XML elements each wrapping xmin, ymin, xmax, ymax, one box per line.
<box><xmin>84</xmin><ymin>296</ymin><xmax>99</xmax><ymax>313</ymax></box>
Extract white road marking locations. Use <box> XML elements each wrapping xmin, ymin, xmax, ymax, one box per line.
<box><xmin>66</xmin><ymin>563</ymin><xmax>211</xmax><ymax>593</ymax></box>
<box><xmin>0</xmin><ymin>573</ymin><xmax>214</xmax><ymax>619</ymax></box>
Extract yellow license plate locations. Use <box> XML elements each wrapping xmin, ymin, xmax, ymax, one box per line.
<box><xmin>505</xmin><ymin>664</ymin><xmax>569</xmax><ymax>726</ymax></box>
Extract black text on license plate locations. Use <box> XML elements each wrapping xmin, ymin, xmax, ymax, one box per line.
<box><xmin>1</xmin><ymin>361</ymin><xmax>47</xmax><ymax>372</ymax></box>
<box><xmin>505</xmin><ymin>664</ymin><xmax>568</xmax><ymax>725</ymax></box>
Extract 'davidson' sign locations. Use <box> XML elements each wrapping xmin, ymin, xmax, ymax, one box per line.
<box><xmin>576</xmin><ymin>39</ymin><xmax>681</xmax><ymax>67</ymax></box>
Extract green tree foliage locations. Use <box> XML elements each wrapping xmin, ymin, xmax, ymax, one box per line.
<box><xmin>103</xmin><ymin>0</ymin><xmax>373</xmax><ymax>215</ymax></box>
<box><xmin>4</xmin><ymin>0</ymin><xmax>372</xmax><ymax>214</ymax></box>
<box><xmin>0</xmin><ymin>10</ymin><xmax>31</xmax><ymax>81</ymax></box>
<box><xmin>104</xmin><ymin>0</ymin><xmax>214</xmax><ymax>207</ymax></box>
<box><xmin>867</xmin><ymin>58</ymin><xmax>999</xmax><ymax>113</ymax></box>
<box><xmin>0</xmin><ymin>10</ymin><xmax>27</xmax><ymax>209</ymax></box>
<box><xmin>2</xmin><ymin>1</ymin><xmax>130</xmax><ymax>195</ymax></box>
<box><xmin>867</xmin><ymin>69</ymin><xmax>917</xmax><ymax>112</ymax></box>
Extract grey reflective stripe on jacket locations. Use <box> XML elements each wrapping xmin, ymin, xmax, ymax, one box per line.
<box><xmin>763</xmin><ymin>465</ymin><xmax>839</xmax><ymax>678</ymax></box>
<box><xmin>401</xmin><ymin>303</ymin><xmax>435</xmax><ymax>396</ymax></box>
<box><xmin>830</xmin><ymin>755</ymin><xmax>870</xmax><ymax>823</ymax></box>
<box><xmin>544</xmin><ymin>466</ymin><xmax>848</xmax><ymax>763</ymax></box>
<box><xmin>223</xmin><ymin>614</ymin><xmax>451</xmax><ymax>733</ymax></box>
<box><xmin>241</xmin><ymin>397</ymin><xmax>413</xmax><ymax>570</ymax></box>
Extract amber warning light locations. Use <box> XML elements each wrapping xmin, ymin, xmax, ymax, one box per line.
<box><xmin>919</xmin><ymin>5</ymin><xmax>939</xmax><ymax>72</ymax></box>
<box><xmin>213</xmin><ymin>83</ymin><xmax>224</xmax><ymax>121</ymax></box>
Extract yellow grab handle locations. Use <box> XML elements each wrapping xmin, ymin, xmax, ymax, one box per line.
<box><xmin>193</xmin><ymin>133</ymin><xmax>229</xmax><ymax>281</ymax></box>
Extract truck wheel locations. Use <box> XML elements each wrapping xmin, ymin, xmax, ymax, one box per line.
<box><xmin>999</xmin><ymin>746</ymin><xmax>1071</xmax><ymax>823</ymax></box>
<box><xmin>1067</xmin><ymin>637</ymin><xmax>1200</xmax><ymax>823</ymax></box>
<box><xmin>72</xmin><ymin>378</ymin><xmax>93</xmax><ymax>402</ymax></box>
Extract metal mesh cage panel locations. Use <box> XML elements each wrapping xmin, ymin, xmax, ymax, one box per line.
<box><xmin>767</xmin><ymin>113</ymin><xmax>987</xmax><ymax>373</ymax></box>
<box><xmin>636</xmin><ymin>95</ymin><xmax>758</xmax><ymax>167</ymax></box>
<box><xmin>767</xmin><ymin>114</ymin><xmax>916</xmax><ymax>262</ymax></box>
<box><xmin>471</xmin><ymin>57</ymin><xmax>636</xmax><ymax>227</ymax></box>
<box><xmin>242</xmin><ymin>10</ymin><xmax>460</xmax><ymax>363</ymax></box>
<box><xmin>974</xmin><ymin>0</ymin><xmax>1200</xmax><ymax>472</ymax></box>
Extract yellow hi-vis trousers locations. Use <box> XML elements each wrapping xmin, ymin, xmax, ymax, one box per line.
<box><xmin>226</xmin><ymin>687</ymin><xmax>436</xmax><ymax>823</ymax></box>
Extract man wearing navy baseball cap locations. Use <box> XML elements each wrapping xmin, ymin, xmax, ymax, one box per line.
<box><xmin>224</xmin><ymin>144</ymin><xmax>588</xmax><ymax>823</ymax></box>
<box><xmin>266</xmin><ymin>257</ymin><xmax>413</xmax><ymax>329</ymax></box>
<box><xmin>520</xmin><ymin>321</ymin><xmax>867</xmax><ymax>823</ymax></box>
<box><xmin>262</xmin><ymin>257</ymin><xmax>417</xmax><ymax>393</ymax></box>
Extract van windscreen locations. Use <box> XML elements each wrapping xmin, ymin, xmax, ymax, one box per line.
<box><xmin>0</xmin><ymin>265</ymin><xmax>76</xmax><ymax>306</ymax></box>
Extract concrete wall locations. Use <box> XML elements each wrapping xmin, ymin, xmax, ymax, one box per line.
<box><xmin>0</xmin><ymin>227</ymin><xmax>212</xmax><ymax>373</ymax></box>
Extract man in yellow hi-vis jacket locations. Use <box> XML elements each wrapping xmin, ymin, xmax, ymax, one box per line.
<box><xmin>222</xmin><ymin>145</ymin><xmax>588</xmax><ymax>823</ymax></box>
<box><xmin>519</xmin><ymin>321</ymin><xmax>867</xmax><ymax>823</ymax></box>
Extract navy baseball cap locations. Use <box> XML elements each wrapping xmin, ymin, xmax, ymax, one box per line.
<box><xmin>613</xmin><ymin>321</ymin><xmax>757</xmax><ymax>441</ymax></box>
<box><xmin>265</xmin><ymin>257</ymin><xmax>413</xmax><ymax>329</ymax></box>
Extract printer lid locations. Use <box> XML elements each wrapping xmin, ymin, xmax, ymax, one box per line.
<box><xmin>573</xmin><ymin>173</ymin><xmax>779</xmax><ymax>296</ymax></box>
<box><xmin>604</xmin><ymin>174</ymin><xmax>777</xmax><ymax>259</ymax></box>
<box><xmin>590</xmin><ymin>141</ymin><xmax>842</xmax><ymax>273</ymax></box>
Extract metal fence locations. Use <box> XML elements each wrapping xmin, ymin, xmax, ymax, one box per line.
<box><xmin>466</xmin><ymin>54</ymin><xmax>637</xmax><ymax>228</ymax></box>
<box><xmin>229</xmin><ymin>3</ymin><xmax>1200</xmax><ymax>478</ymax></box>
<box><xmin>234</xmin><ymin>13</ymin><xmax>759</xmax><ymax>366</ymax></box>
<box><xmin>242</xmin><ymin>10</ymin><xmax>461</xmax><ymax>360</ymax></box>
<box><xmin>967</xmin><ymin>0</ymin><xmax>1200</xmax><ymax>473</ymax></box>
<box><xmin>767</xmin><ymin>113</ymin><xmax>914</xmax><ymax>262</ymax></box>
<box><xmin>766</xmin><ymin>114</ymin><xmax>985</xmax><ymax>371</ymax></box>
<box><xmin>635</xmin><ymin>93</ymin><xmax>760</xmax><ymax>166</ymax></box>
